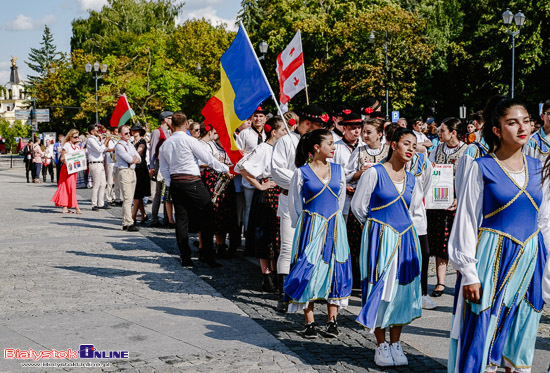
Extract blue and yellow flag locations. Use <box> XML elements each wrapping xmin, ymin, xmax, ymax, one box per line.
<box><xmin>201</xmin><ymin>25</ymin><xmax>271</xmax><ymax>165</ymax></box>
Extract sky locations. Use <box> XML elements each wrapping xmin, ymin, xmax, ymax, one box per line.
<box><xmin>0</xmin><ymin>0</ymin><xmax>241</xmax><ymax>84</ymax></box>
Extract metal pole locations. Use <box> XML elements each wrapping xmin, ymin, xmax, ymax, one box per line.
<box><xmin>511</xmin><ymin>33</ymin><xmax>515</xmax><ymax>98</ymax></box>
<box><xmin>384</xmin><ymin>31</ymin><xmax>389</xmax><ymax>120</ymax></box>
<box><xmin>95</xmin><ymin>74</ymin><xmax>99</xmax><ymax>124</ymax></box>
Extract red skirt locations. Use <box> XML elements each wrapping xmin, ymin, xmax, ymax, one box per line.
<box><xmin>51</xmin><ymin>164</ymin><xmax>78</xmax><ymax>208</ymax></box>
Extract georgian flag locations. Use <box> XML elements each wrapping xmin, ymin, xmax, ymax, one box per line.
<box><xmin>276</xmin><ymin>30</ymin><xmax>307</xmax><ymax>109</ymax></box>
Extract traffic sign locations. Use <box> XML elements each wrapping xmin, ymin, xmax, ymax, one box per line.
<box><xmin>392</xmin><ymin>111</ymin><xmax>399</xmax><ymax>122</ymax></box>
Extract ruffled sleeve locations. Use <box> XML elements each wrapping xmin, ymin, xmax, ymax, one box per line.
<box><xmin>350</xmin><ymin>166</ymin><xmax>378</xmax><ymax>224</ymax></box>
<box><xmin>289</xmin><ymin>168</ymin><xmax>304</xmax><ymax>228</ymax></box>
<box><xmin>448</xmin><ymin>161</ymin><xmax>484</xmax><ymax>286</ymax></box>
<box><xmin>234</xmin><ymin>144</ymin><xmax>270</xmax><ymax>178</ymax></box>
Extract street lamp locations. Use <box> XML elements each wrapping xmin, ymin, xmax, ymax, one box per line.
<box><xmin>501</xmin><ymin>8</ymin><xmax>526</xmax><ymax>98</ymax></box>
<box><xmin>369</xmin><ymin>30</ymin><xmax>389</xmax><ymax>120</ymax></box>
<box><xmin>258</xmin><ymin>40</ymin><xmax>268</xmax><ymax>60</ymax></box>
<box><xmin>85</xmin><ymin>61</ymin><xmax>108</xmax><ymax>125</ymax></box>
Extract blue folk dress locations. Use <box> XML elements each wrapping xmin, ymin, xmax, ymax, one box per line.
<box><xmin>351</xmin><ymin>163</ymin><xmax>423</xmax><ymax>330</ymax></box>
<box><xmin>448</xmin><ymin>154</ymin><xmax>548</xmax><ymax>373</ymax></box>
<box><xmin>283</xmin><ymin>162</ymin><xmax>353</xmax><ymax>312</ymax></box>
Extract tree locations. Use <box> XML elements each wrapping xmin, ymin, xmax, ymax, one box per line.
<box><xmin>25</xmin><ymin>25</ymin><xmax>61</xmax><ymax>91</ymax></box>
<box><xmin>0</xmin><ymin>119</ymin><xmax>30</xmax><ymax>153</ymax></box>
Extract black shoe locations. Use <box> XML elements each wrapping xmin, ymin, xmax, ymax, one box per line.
<box><xmin>262</xmin><ymin>273</ymin><xmax>277</xmax><ymax>293</ymax></box>
<box><xmin>325</xmin><ymin>320</ymin><xmax>339</xmax><ymax>338</ymax></box>
<box><xmin>199</xmin><ymin>257</ymin><xmax>222</xmax><ymax>268</ymax></box>
<box><xmin>100</xmin><ymin>205</ymin><xmax>111</xmax><ymax>210</ymax></box>
<box><xmin>217</xmin><ymin>244</ymin><xmax>232</xmax><ymax>259</ymax></box>
<box><xmin>127</xmin><ymin>224</ymin><xmax>140</xmax><ymax>232</ymax></box>
<box><xmin>304</xmin><ymin>322</ymin><xmax>319</xmax><ymax>339</ymax></box>
<box><xmin>149</xmin><ymin>220</ymin><xmax>163</xmax><ymax>228</ymax></box>
<box><xmin>181</xmin><ymin>258</ymin><xmax>195</xmax><ymax>267</ymax></box>
<box><xmin>114</xmin><ymin>201</ymin><xmax>123</xmax><ymax>206</ymax></box>
<box><xmin>122</xmin><ymin>226</ymin><xmax>128</xmax><ymax>231</ymax></box>
<box><xmin>92</xmin><ymin>206</ymin><xmax>100</xmax><ymax>211</ymax></box>
<box><xmin>431</xmin><ymin>284</ymin><xmax>446</xmax><ymax>297</ymax></box>
<box><xmin>276</xmin><ymin>297</ymin><xmax>288</xmax><ymax>313</ymax></box>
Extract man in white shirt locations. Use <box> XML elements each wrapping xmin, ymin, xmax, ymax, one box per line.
<box><xmin>271</xmin><ymin>104</ymin><xmax>327</xmax><ymax>312</ymax></box>
<box><xmin>104</xmin><ymin>129</ymin><xmax>117</xmax><ymax>205</ymax></box>
<box><xmin>236</xmin><ymin>106</ymin><xmax>268</xmax><ymax>241</ymax></box>
<box><xmin>86</xmin><ymin>124</ymin><xmax>110</xmax><ymax>211</ymax></box>
<box><xmin>115</xmin><ymin>125</ymin><xmax>141</xmax><ymax>232</ymax></box>
<box><xmin>332</xmin><ymin>113</ymin><xmax>364</xmax><ymax>219</ymax></box>
<box><xmin>159</xmin><ymin>111</ymin><xmax>230</xmax><ymax>268</ymax></box>
<box><xmin>410</xmin><ymin>118</ymin><xmax>432</xmax><ymax>153</ymax></box>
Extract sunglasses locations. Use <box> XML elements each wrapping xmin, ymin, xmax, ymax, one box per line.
<box><xmin>121</xmin><ymin>132</ymin><xmax>130</xmax><ymax>135</ymax></box>
<box><xmin>72</xmin><ymin>135</ymin><xmax>79</xmax><ymax>138</ymax></box>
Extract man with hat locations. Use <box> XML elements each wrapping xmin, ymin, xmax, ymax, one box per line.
<box><xmin>86</xmin><ymin>123</ymin><xmax>111</xmax><ymax>211</ymax></box>
<box><xmin>271</xmin><ymin>103</ymin><xmax>328</xmax><ymax>312</ymax></box>
<box><xmin>331</xmin><ymin>104</ymin><xmax>352</xmax><ymax>142</ymax></box>
<box><xmin>361</xmin><ymin>96</ymin><xmax>383</xmax><ymax>119</ymax></box>
<box><xmin>149</xmin><ymin>110</ymin><xmax>174</xmax><ymax>227</ymax></box>
<box><xmin>332</xmin><ymin>113</ymin><xmax>364</xmax><ymax>219</ymax></box>
<box><xmin>236</xmin><ymin>106</ymin><xmax>268</xmax><ymax>244</ymax></box>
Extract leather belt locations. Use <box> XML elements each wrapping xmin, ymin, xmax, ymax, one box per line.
<box><xmin>171</xmin><ymin>174</ymin><xmax>201</xmax><ymax>183</ymax></box>
<box><xmin>89</xmin><ymin>161</ymin><xmax>103</xmax><ymax>164</ymax></box>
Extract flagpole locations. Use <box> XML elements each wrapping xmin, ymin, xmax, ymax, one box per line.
<box><xmin>298</xmin><ymin>30</ymin><xmax>310</xmax><ymax>105</ymax></box>
<box><xmin>240</xmin><ymin>21</ymin><xmax>291</xmax><ymax>134</ymax></box>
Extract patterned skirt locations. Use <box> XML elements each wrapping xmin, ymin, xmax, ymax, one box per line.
<box><xmin>203</xmin><ymin>170</ymin><xmax>237</xmax><ymax>235</ymax></box>
<box><xmin>245</xmin><ymin>181</ymin><xmax>281</xmax><ymax>260</ymax></box>
<box><xmin>426</xmin><ymin>209</ymin><xmax>455</xmax><ymax>260</ymax></box>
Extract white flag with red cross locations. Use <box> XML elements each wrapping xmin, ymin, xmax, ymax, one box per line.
<box><xmin>276</xmin><ymin>30</ymin><xmax>307</xmax><ymax>107</ymax></box>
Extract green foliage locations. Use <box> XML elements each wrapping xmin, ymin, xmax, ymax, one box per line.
<box><xmin>0</xmin><ymin>120</ymin><xmax>30</xmax><ymax>153</ymax></box>
<box><xmin>25</xmin><ymin>25</ymin><xmax>61</xmax><ymax>92</ymax></box>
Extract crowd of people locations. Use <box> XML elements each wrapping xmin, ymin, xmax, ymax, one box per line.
<box><xmin>43</xmin><ymin>95</ymin><xmax>550</xmax><ymax>372</ymax></box>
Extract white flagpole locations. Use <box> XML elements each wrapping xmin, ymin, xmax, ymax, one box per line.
<box><xmin>240</xmin><ymin>21</ymin><xmax>291</xmax><ymax>134</ymax></box>
<box><xmin>297</xmin><ymin>30</ymin><xmax>310</xmax><ymax>105</ymax></box>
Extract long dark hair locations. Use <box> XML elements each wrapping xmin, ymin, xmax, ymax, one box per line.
<box><xmin>385</xmin><ymin>127</ymin><xmax>416</xmax><ymax>161</ymax></box>
<box><xmin>295</xmin><ymin>129</ymin><xmax>332</xmax><ymax>168</ymax></box>
<box><xmin>482</xmin><ymin>96</ymin><xmax>528</xmax><ymax>153</ymax></box>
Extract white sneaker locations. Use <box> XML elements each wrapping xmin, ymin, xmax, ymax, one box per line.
<box><xmin>390</xmin><ymin>341</ymin><xmax>408</xmax><ymax>366</ymax></box>
<box><xmin>374</xmin><ymin>342</ymin><xmax>394</xmax><ymax>367</ymax></box>
<box><xmin>422</xmin><ymin>295</ymin><xmax>437</xmax><ymax>310</ymax></box>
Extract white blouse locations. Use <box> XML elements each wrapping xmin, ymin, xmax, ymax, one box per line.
<box><xmin>63</xmin><ymin>142</ymin><xmax>80</xmax><ymax>154</ymax></box>
<box><xmin>350</xmin><ymin>166</ymin><xmax>424</xmax><ymax>226</ymax></box>
<box><xmin>448</xmin><ymin>161</ymin><xmax>550</xmax><ymax>287</ymax></box>
<box><xmin>234</xmin><ymin>142</ymin><xmax>273</xmax><ymax>180</ymax></box>
<box><xmin>406</xmin><ymin>158</ymin><xmax>433</xmax><ymax>236</ymax></box>
<box><xmin>289</xmin><ymin>165</ymin><xmax>347</xmax><ymax>228</ymax></box>
<box><xmin>236</xmin><ymin>127</ymin><xmax>266</xmax><ymax>153</ymax></box>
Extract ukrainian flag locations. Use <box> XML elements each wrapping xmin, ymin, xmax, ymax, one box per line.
<box><xmin>201</xmin><ymin>25</ymin><xmax>271</xmax><ymax>165</ymax></box>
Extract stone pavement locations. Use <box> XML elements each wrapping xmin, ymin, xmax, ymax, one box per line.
<box><xmin>0</xmin><ymin>166</ymin><xmax>548</xmax><ymax>372</ymax></box>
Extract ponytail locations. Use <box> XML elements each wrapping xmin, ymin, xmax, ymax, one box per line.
<box><xmin>295</xmin><ymin>129</ymin><xmax>332</xmax><ymax>168</ymax></box>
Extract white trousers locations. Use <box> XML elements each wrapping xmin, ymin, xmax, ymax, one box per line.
<box><xmin>119</xmin><ymin>168</ymin><xmax>136</xmax><ymax>227</ymax></box>
<box><xmin>105</xmin><ymin>163</ymin><xmax>115</xmax><ymax>202</ymax></box>
<box><xmin>89</xmin><ymin>162</ymin><xmax>106</xmax><ymax>207</ymax></box>
<box><xmin>276</xmin><ymin>194</ymin><xmax>296</xmax><ymax>275</ymax></box>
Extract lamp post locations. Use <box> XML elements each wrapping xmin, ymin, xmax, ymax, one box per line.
<box><xmin>369</xmin><ymin>30</ymin><xmax>389</xmax><ymax>119</ymax></box>
<box><xmin>501</xmin><ymin>8</ymin><xmax>526</xmax><ymax>98</ymax></box>
<box><xmin>85</xmin><ymin>61</ymin><xmax>108</xmax><ymax>125</ymax></box>
<box><xmin>258</xmin><ymin>40</ymin><xmax>268</xmax><ymax>61</ymax></box>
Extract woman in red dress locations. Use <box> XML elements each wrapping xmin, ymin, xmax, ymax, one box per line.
<box><xmin>51</xmin><ymin>129</ymin><xmax>82</xmax><ymax>214</ymax></box>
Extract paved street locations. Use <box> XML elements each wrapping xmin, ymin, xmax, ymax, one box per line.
<box><xmin>0</xmin><ymin>166</ymin><xmax>548</xmax><ymax>372</ymax></box>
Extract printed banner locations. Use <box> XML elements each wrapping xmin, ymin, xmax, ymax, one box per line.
<box><xmin>425</xmin><ymin>164</ymin><xmax>454</xmax><ymax>209</ymax></box>
<box><xmin>65</xmin><ymin>150</ymin><xmax>87</xmax><ymax>175</ymax></box>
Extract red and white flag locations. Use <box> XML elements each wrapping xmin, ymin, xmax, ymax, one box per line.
<box><xmin>276</xmin><ymin>30</ymin><xmax>307</xmax><ymax>109</ymax></box>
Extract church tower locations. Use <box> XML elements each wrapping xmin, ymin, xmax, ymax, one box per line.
<box><xmin>0</xmin><ymin>57</ymin><xmax>30</xmax><ymax>124</ymax></box>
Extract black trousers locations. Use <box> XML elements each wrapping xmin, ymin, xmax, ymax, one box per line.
<box><xmin>170</xmin><ymin>179</ymin><xmax>215</xmax><ymax>261</ymax></box>
<box><xmin>418</xmin><ymin>234</ymin><xmax>430</xmax><ymax>295</ymax></box>
<box><xmin>56</xmin><ymin>162</ymin><xmax>62</xmax><ymax>185</ymax></box>
<box><xmin>25</xmin><ymin>161</ymin><xmax>32</xmax><ymax>182</ymax></box>
<box><xmin>42</xmin><ymin>163</ymin><xmax>54</xmax><ymax>181</ymax></box>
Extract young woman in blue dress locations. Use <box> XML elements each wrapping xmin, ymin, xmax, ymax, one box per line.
<box><xmin>351</xmin><ymin>128</ymin><xmax>423</xmax><ymax>367</ymax></box>
<box><xmin>284</xmin><ymin>129</ymin><xmax>353</xmax><ymax>339</ymax></box>
<box><xmin>448</xmin><ymin>96</ymin><xmax>550</xmax><ymax>373</ymax></box>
